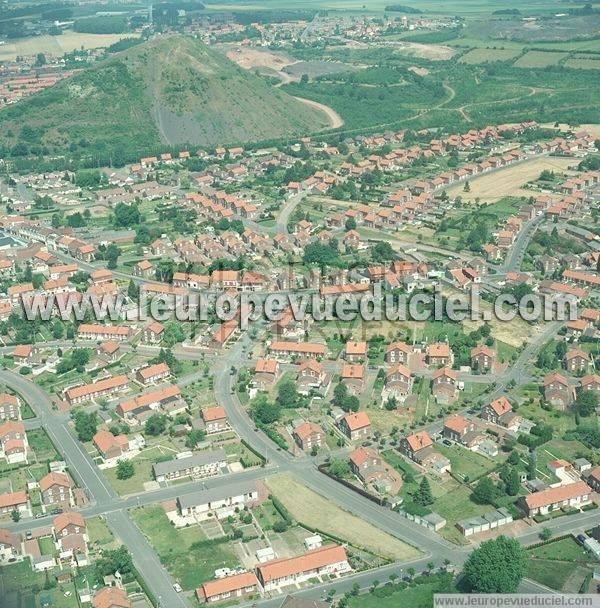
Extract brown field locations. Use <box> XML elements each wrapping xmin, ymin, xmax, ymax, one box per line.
<box><xmin>264</xmin><ymin>474</ymin><xmax>421</xmax><ymax>561</ymax></box>
<box><xmin>0</xmin><ymin>31</ymin><xmax>140</xmax><ymax>61</ymax></box>
<box><xmin>387</xmin><ymin>41</ymin><xmax>456</xmax><ymax>61</ymax></box>
<box><xmin>446</xmin><ymin>156</ymin><xmax>576</xmax><ymax>202</ymax></box>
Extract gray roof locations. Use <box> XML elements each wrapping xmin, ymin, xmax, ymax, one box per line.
<box><xmin>153</xmin><ymin>449</ymin><xmax>226</xmax><ymax>477</ymax></box>
<box><xmin>177</xmin><ymin>479</ymin><xmax>258</xmax><ymax>510</ymax></box>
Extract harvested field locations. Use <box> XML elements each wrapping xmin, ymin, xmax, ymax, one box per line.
<box><xmin>0</xmin><ymin>31</ymin><xmax>139</xmax><ymax>61</ymax></box>
<box><xmin>446</xmin><ymin>156</ymin><xmax>576</xmax><ymax>202</ymax></box>
<box><xmin>459</xmin><ymin>48</ymin><xmax>521</xmax><ymax>64</ymax></box>
<box><xmin>264</xmin><ymin>473</ymin><xmax>421</xmax><ymax>561</ymax></box>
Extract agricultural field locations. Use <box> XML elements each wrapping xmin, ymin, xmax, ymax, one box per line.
<box><xmin>459</xmin><ymin>48</ymin><xmax>521</xmax><ymax>64</ymax></box>
<box><xmin>564</xmin><ymin>57</ymin><xmax>600</xmax><ymax>70</ymax></box>
<box><xmin>264</xmin><ymin>473</ymin><xmax>421</xmax><ymax>561</ymax></box>
<box><xmin>514</xmin><ymin>51</ymin><xmax>566</xmax><ymax>68</ymax></box>
<box><xmin>0</xmin><ymin>31</ymin><xmax>140</xmax><ymax>61</ymax></box>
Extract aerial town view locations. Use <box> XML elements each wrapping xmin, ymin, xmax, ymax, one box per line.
<box><xmin>0</xmin><ymin>0</ymin><xmax>599</xmax><ymax>607</ymax></box>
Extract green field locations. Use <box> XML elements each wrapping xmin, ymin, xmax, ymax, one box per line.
<box><xmin>131</xmin><ymin>505</ymin><xmax>238</xmax><ymax>590</ymax></box>
<box><xmin>514</xmin><ymin>51</ymin><xmax>566</xmax><ymax>68</ymax></box>
<box><xmin>459</xmin><ymin>48</ymin><xmax>521</xmax><ymax>64</ymax></box>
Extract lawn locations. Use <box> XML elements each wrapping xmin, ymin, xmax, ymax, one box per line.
<box><xmin>348</xmin><ymin>572</ymin><xmax>456</xmax><ymax>608</ymax></box>
<box><xmin>529</xmin><ymin>537</ymin><xmax>592</xmax><ymax>562</ymax></box>
<box><xmin>131</xmin><ymin>505</ymin><xmax>238</xmax><ymax>590</ymax></box>
<box><xmin>264</xmin><ymin>473</ymin><xmax>421</xmax><ymax>561</ymax></box>
<box><xmin>436</xmin><ymin>443</ymin><xmax>499</xmax><ymax>482</ymax></box>
<box><xmin>526</xmin><ymin>537</ymin><xmax>599</xmax><ymax>591</ymax></box>
<box><xmin>526</xmin><ymin>558</ymin><xmax>580</xmax><ymax>590</ymax></box>
<box><xmin>86</xmin><ymin>516</ymin><xmax>115</xmax><ymax>548</ymax></box>
<box><xmin>27</xmin><ymin>428</ymin><xmax>59</xmax><ymax>462</ymax></box>
<box><xmin>38</xmin><ymin>536</ymin><xmax>56</xmax><ymax>556</ymax></box>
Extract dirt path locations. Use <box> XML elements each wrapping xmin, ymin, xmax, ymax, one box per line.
<box><xmin>293</xmin><ymin>96</ymin><xmax>344</xmax><ymax>129</ymax></box>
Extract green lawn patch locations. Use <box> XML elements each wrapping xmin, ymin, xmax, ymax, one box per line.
<box><xmin>131</xmin><ymin>505</ymin><xmax>237</xmax><ymax>590</ymax></box>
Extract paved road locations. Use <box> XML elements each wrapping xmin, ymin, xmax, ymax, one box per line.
<box><xmin>502</xmin><ymin>215</ymin><xmax>544</xmax><ymax>272</ymax></box>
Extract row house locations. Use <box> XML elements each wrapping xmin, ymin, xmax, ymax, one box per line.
<box><xmin>77</xmin><ymin>324</ymin><xmax>130</xmax><ymax>342</ymax></box>
<box><xmin>521</xmin><ymin>481</ymin><xmax>592</xmax><ymax>517</ymax></box>
<box><xmin>116</xmin><ymin>384</ymin><xmax>183</xmax><ymax>422</ymax></box>
<box><xmin>65</xmin><ymin>374</ymin><xmax>129</xmax><ymax>406</ymax></box>
<box><xmin>268</xmin><ymin>341</ymin><xmax>327</xmax><ymax>361</ymax></box>
<box><xmin>152</xmin><ymin>449</ymin><xmax>227</xmax><ymax>483</ymax></box>
<box><xmin>177</xmin><ymin>479</ymin><xmax>262</xmax><ymax>519</ymax></box>
<box><xmin>136</xmin><ymin>362</ymin><xmax>170</xmax><ymax>385</ymax></box>
<box><xmin>256</xmin><ymin>544</ymin><xmax>350</xmax><ymax>592</ymax></box>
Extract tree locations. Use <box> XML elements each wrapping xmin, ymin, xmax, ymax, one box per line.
<box><xmin>127</xmin><ymin>279</ymin><xmax>138</xmax><ymax>301</ymax></box>
<box><xmin>539</xmin><ymin>527</ymin><xmax>553</xmax><ymax>541</ymax></box>
<box><xmin>463</xmin><ymin>536</ymin><xmax>527</xmax><ymax>593</ymax></box>
<box><xmin>329</xmin><ymin>458</ymin><xmax>352</xmax><ymax>478</ymax></box>
<box><xmin>504</xmin><ymin>467</ymin><xmax>521</xmax><ymax>496</ymax></box>
<box><xmin>114</xmin><ymin>202</ymin><xmax>141</xmax><ymax>227</ymax></box>
<box><xmin>116</xmin><ymin>459</ymin><xmax>134</xmax><ymax>479</ymax></box>
<box><xmin>251</xmin><ymin>394</ymin><xmax>280</xmax><ymax>424</ymax></box>
<box><xmin>575</xmin><ymin>390</ymin><xmax>598</xmax><ymax>416</ymax></box>
<box><xmin>371</xmin><ymin>241</ymin><xmax>397</xmax><ymax>262</ymax></box>
<box><xmin>145</xmin><ymin>414</ymin><xmax>167</xmax><ymax>436</ymax></box>
<box><xmin>272</xmin><ymin>520</ymin><xmax>288</xmax><ymax>533</ymax></box>
<box><xmin>185</xmin><ymin>429</ymin><xmax>206</xmax><ymax>448</ymax></box>
<box><xmin>472</xmin><ymin>477</ymin><xmax>497</xmax><ymax>505</ymax></box>
<box><xmin>11</xmin><ymin>508</ymin><xmax>20</xmax><ymax>522</ymax></box>
<box><xmin>74</xmin><ymin>410</ymin><xmax>97</xmax><ymax>442</ymax></box>
<box><xmin>276</xmin><ymin>377</ymin><xmax>299</xmax><ymax>408</ymax></box>
<box><xmin>415</xmin><ymin>476</ymin><xmax>433</xmax><ymax>506</ymax></box>
<box><xmin>345</xmin><ymin>217</ymin><xmax>357</xmax><ymax>231</ymax></box>
<box><xmin>163</xmin><ymin>321</ymin><xmax>185</xmax><ymax>346</ymax></box>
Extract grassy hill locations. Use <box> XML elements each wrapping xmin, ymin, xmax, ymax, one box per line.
<box><xmin>0</xmin><ymin>35</ymin><xmax>329</xmax><ymax>159</ymax></box>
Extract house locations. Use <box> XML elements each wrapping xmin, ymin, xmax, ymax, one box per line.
<box><xmin>471</xmin><ymin>345</ymin><xmax>496</xmax><ymax>372</ymax></box>
<box><xmin>0</xmin><ymin>529</ymin><xmax>22</xmax><ymax>563</ymax></box>
<box><xmin>92</xmin><ymin>587</ymin><xmax>131</xmax><ymax>608</ymax></box>
<box><xmin>196</xmin><ymin>572</ymin><xmax>259</xmax><ymax>604</ymax></box>
<box><xmin>338</xmin><ymin>412</ymin><xmax>371</xmax><ymax>441</ymax></box>
<box><xmin>426</xmin><ymin>342</ymin><xmax>453</xmax><ymax>367</ymax></box>
<box><xmin>341</xmin><ymin>364</ymin><xmax>364</xmax><ymax>394</ymax></box>
<box><xmin>401</xmin><ymin>431</ymin><xmax>433</xmax><ymax>461</ymax></box>
<box><xmin>384</xmin><ymin>364</ymin><xmax>413</xmax><ymax>398</ymax></box>
<box><xmin>564</xmin><ymin>349</ymin><xmax>591</xmax><ymax>374</ymax></box>
<box><xmin>585</xmin><ymin>467</ymin><xmax>600</xmax><ymax>493</ymax></box>
<box><xmin>54</xmin><ymin>512</ymin><xmax>86</xmax><ymax>539</ymax></box>
<box><xmin>12</xmin><ymin>344</ymin><xmax>34</xmax><ymax>365</ymax></box>
<box><xmin>201</xmin><ymin>406</ymin><xmax>228</xmax><ymax>434</ymax></box>
<box><xmin>152</xmin><ymin>449</ymin><xmax>227</xmax><ymax>482</ymax></box>
<box><xmin>97</xmin><ymin>341</ymin><xmax>121</xmax><ymax>364</ymax></box>
<box><xmin>543</xmin><ymin>372</ymin><xmax>576</xmax><ymax>409</ymax></box>
<box><xmin>256</xmin><ymin>544</ymin><xmax>351</xmax><ymax>592</ymax></box>
<box><xmin>133</xmin><ymin>259</ymin><xmax>153</xmax><ymax>279</ymax></box>
<box><xmin>386</xmin><ymin>341</ymin><xmax>412</xmax><ymax>364</ymax></box>
<box><xmin>432</xmin><ymin>367</ymin><xmax>458</xmax><ymax>404</ymax></box>
<box><xmin>143</xmin><ymin>321</ymin><xmax>164</xmax><ymax>344</ymax></box>
<box><xmin>481</xmin><ymin>396</ymin><xmax>521</xmax><ymax>431</ymax></box>
<box><xmin>0</xmin><ymin>491</ymin><xmax>29</xmax><ymax>515</ymax></box>
<box><xmin>344</xmin><ymin>341</ymin><xmax>367</xmax><ymax>362</ymax></box>
<box><xmin>93</xmin><ymin>430</ymin><xmax>129</xmax><ymax>461</ymax></box>
<box><xmin>0</xmin><ymin>429</ymin><xmax>27</xmax><ymax>466</ymax></box>
<box><xmin>135</xmin><ymin>362</ymin><xmax>170</xmax><ymax>385</ymax></box>
<box><xmin>521</xmin><ymin>480</ymin><xmax>592</xmax><ymax>516</ymax></box>
<box><xmin>581</xmin><ymin>374</ymin><xmax>600</xmax><ymax>394</ymax></box>
<box><xmin>348</xmin><ymin>446</ymin><xmax>400</xmax><ymax>492</ymax></box>
<box><xmin>176</xmin><ymin>480</ymin><xmax>262</xmax><ymax>518</ymax></box>
<box><xmin>40</xmin><ymin>472</ymin><xmax>72</xmax><ymax>506</ymax></box>
<box><xmin>0</xmin><ymin>394</ymin><xmax>20</xmax><ymax>422</ymax></box>
<box><xmin>254</xmin><ymin>358</ymin><xmax>280</xmax><ymax>391</ymax></box>
<box><xmin>297</xmin><ymin>359</ymin><xmax>326</xmax><ymax>394</ymax></box>
<box><xmin>443</xmin><ymin>415</ymin><xmax>470</xmax><ymax>443</ymax></box>
<box><xmin>293</xmin><ymin>422</ymin><xmax>325</xmax><ymax>451</ymax></box>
